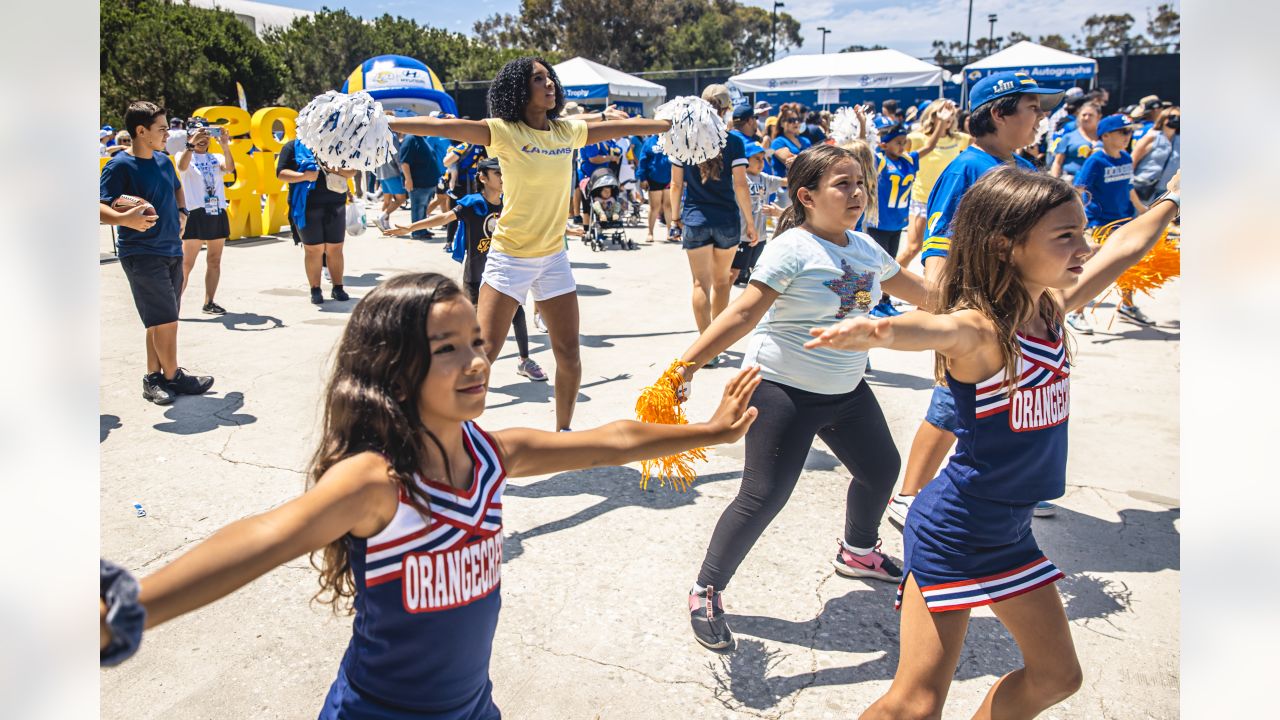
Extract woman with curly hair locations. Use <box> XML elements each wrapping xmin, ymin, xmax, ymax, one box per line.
<box><xmin>388</xmin><ymin>57</ymin><xmax>672</xmax><ymax>431</ymax></box>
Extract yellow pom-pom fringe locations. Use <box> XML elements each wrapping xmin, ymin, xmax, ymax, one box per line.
<box><xmin>1089</xmin><ymin>220</ymin><xmax>1180</xmax><ymax>329</ymax></box>
<box><xmin>634</xmin><ymin>359</ymin><xmax>705</xmax><ymax>491</ymax></box>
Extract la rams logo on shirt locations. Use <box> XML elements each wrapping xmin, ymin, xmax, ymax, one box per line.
<box><xmin>478</xmin><ymin>211</ymin><xmax>500</xmax><ymax>254</ymax></box>
<box><xmin>520</xmin><ymin>143</ymin><xmax>572</xmax><ymax>156</ymax></box>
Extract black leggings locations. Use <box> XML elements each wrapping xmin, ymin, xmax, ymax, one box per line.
<box><xmin>697</xmin><ymin>378</ymin><xmax>901</xmax><ymax>590</ymax></box>
<box><xmin>465</xmin><ymin>281</ymin><xmax>530</xmax><ymax>359</ymax></box>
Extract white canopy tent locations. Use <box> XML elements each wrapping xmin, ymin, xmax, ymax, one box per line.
<box><xmin>553</xmin><ymin>57</ymin><xmax>667</xmax><ymax>116</ymax></box>
<box><xmin>730</xmin><ymin>49</ymin><xmax>943</xmax><ymax>96</ymax></box>
<box><xmin>961</xmin><ymin>41</ymin><xmax>1097</xmax><ymax>105</ymax></box>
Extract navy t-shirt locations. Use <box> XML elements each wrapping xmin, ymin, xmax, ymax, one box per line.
<box><xmin>99</xmin><ymin>152</ymin><xmax>182</xmax><ymax>258</ymax></box>
<box><xmin>452</xmin><ymin>193</ymin><xmax>504</xmax><ymax>285</ymax></box>
<box><xmin>674</xmin><ymin>132</ymin><xmax>748</xmax><ymax>229</ymax></box>
<box><xmin>1074</xmin><ymin>150</ymin><xmax>1135</xmax><ymax>226</ymax></box>
<box><xmin>398</xmin><ymin>135</ymin><xmax>442</xmax><ymax>188</ymax></box>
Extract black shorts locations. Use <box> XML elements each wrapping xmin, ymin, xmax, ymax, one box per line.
<box><xmin>120</xmin><ymin>254</ymin><xmax>183</xmax><ymax>327</ymax></box>
<box><xmin>731</xmin><ymin>240</ymin><xmax>765</xmax><ymax>271</ymax></box>
<box><xmin>647</xmin><ymin>181</ymin><xmax>670</xmax><ymax>192</ymax></box>
<box><xmin>296</xmin><ymin>204</ymin><xmax>345</xmax><ymax>246</ymax></box>
<box><xmin>182</xmin><ymin>208</ymin><xmax>231</xmax><ymax>241</ymax></box>
<box><xmin>866</xmin><ymin>227</ymin><xmax>902</xmax><ymax>258</ymax></box>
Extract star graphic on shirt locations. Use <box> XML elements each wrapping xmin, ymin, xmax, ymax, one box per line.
<box><xmin>823</xmin><ymin>260</ymin><xmax>876</xmax><ymax>319</ymax></box>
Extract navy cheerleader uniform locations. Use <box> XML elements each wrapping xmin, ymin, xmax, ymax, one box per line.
<box><xmin>899</xmin><ymin>331</ymin><xmax>1069</xmax><ymax>611</ymax></box>
<box><xmin>319</xmin><ymin>421</ymin><xmax>506</xmax><ymax>719</ymax></box>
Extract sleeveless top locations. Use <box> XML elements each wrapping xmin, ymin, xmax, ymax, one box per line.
<box><xmin>939</xmin><ymin>329</ymin><xmax>1070</xmax><ymax>505</ymax></box>
<box><xmin>338</xmin><ymin>421</ymin><xmax>506</xmax><ymax>715</ymax></box>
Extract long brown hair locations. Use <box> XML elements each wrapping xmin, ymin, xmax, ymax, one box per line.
<box><xmin>307</xmin><ymin>273</ymin><xmax>465</xmax><ymax>611</ymax></box>
<box><xmin>775</xmin><ymin>144</ymin><xmax>857</xmax><ymax>235</ymax></box>
<box><xmin>935</xmin><ymin>168</ymin><xmax>1078</xmax><ymax>395</ymax></box>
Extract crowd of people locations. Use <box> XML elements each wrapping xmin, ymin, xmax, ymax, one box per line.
<box><xmin>100</xmin><ymin>56</ymin><xmax>1181</xmax><ymax>720</ymax></box>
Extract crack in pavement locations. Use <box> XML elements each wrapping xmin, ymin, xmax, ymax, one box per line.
<box><xmin>513</xmin><ymin>632</ymin><xmax>779</xmax><ymax>718</ymax></box>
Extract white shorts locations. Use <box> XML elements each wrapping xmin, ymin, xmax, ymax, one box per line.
<box><xmin>481</xmin><ymin>249</ymin><xmax>577</xmax><ymax>303</ymax></box>
<box><xmin>909</xmin><ymin>198</ymin><xmax>927</xmax><ymax>218</ymax></box>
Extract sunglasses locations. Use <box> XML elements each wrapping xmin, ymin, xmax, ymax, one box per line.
<box><xmin>783</xmin><ymin>117</ymin><xmax>801</xmax><ymax>124</ymax></box>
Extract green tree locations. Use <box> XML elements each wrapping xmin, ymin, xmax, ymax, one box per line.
<box><xmin>1146</xmin><ymin>3</ymin><xmax>1180</xmax><ymax>52</ymax></box>
<box><xmin>1005</xmin><ymin>31</ymin><xmax>1031</xmax><ymax>47</ymax></box>
<box><xmin>264</xmin><ymin>9</ymin><xmax>378</xmax><ymax>108</ymax></box>
<box><xmin>841</xmin><ymin>44</ymin><xmax>889</xmax><ymax>53</ymax></box>
<box><xmin>100</xmin><ymin>0</ymin><xmax>285</xmax><ymax>127</ymax></box>
<box><xmin>1037</xmin><ymin>34</ymin><xmax>1072</xmax><ymax>51</ymax></box>
<box><xmin>1079</xmin><ymin>13</ymin><xmax>1138</xmax><ymax>54</ymax></box>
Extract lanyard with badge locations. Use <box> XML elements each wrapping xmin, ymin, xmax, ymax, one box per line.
<box><xmin>198</xmin><ymin>155</ymin><xmax>222</xmax><ymax>215</ymax></box>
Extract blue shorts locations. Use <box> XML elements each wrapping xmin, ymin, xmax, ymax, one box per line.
<box><xmin>380</xmin><ymin>177</ymin><xmax>406</xmax><ymax>195</ymax></box>
<box><xmin>681</xmin><ymin>223</ymin><xmax>739</xmax><ymax>251</ymax></box>
<box><xmin>924</xmin><ymin>385</ymin><xmax>959</xmax><ymax>433</ymax></box>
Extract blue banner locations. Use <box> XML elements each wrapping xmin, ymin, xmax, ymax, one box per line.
<box><xmin>965</xmin><ymin>64</ymin><xmax>1094</xmax><ymax>85</ymax></box>
<box><xmin>563</xmin><ymin>84</ymin><xmax>610</xmax><ymax>100</ymax></box>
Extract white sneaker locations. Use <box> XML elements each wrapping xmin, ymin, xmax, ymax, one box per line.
<box><xmin>1065</xmin><ymin>311</ymin><xmax>1093</xmax><ymax>335</ymax></box>
<box><xmin>887</xmin><ymin>493</ymin><xmax>914</xmax><ymax>530</ymax></box>
<box><xmin>322</xmin><ymin>267</ymin><xmax>331</xmax><ymax>284</ymax></box>
<box><xmin>534</xmin><ymin>311</ymin><xmax>547</xmax><ymax>332</ymax></box>
<box><xmin>1118</xmin><ymin>304</ymin><xmax>1154</xmax><ymax>326</ymax></box>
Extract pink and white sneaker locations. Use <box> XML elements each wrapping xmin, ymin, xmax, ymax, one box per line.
<box><xmin>833</xmin><ymin>539</ymin><xmax>903</xmax><ymax>582</ymax></box>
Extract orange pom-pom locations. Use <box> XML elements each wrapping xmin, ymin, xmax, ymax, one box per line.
<box><xmin>634</xmin><ymin>359</ymin><xmax>705</xmax><ymax>491</ymax></box>
<box><xmin>1092</xmin><ymin>220</ymin><xmax>1180</xmax><ymax>297</ymax></box>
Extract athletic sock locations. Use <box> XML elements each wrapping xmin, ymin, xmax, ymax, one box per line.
<box><xmin>841</xmin><ymin>540</ymin><xmax>875</xmax><ymax>556</ymax></box>
<box><xmin>691</xmin><ymin>582</ymin><xmax>707</xmax><ymax>596</ymax></box>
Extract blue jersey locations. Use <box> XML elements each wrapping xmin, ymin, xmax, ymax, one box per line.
<box><xmin>336</xmin><ymin>421</ymin><xmax>505</xmax><ymax>716</ymax></box>
<box><xmin>940</xmin><ymin>329</ymin><xmax>1071</xmax><ymax>505</ymax></box>
<box><xmin>922</xmin><ymin>146</ymin><xmax>1037</xmax><ymax>262</ymax></box>
<box><xmin>871</xmin><ymin>150</ymin><xmax>919</xmax><ymax>232</ymax></box>
<box><xmin>578</xmin><ymin>140</ymin><xmax>619</xmax><ymax>180</ymax></box>
<box><xmin>1053</xmin><ymin>128</ymin><xmax>1096</xmax><ymax>177</ymax></box>
<box><xmin>1074</xmin><ymin>150</ymin><xmax>1135</xmax><ymax>227</ymax></box>
<box><xmin>636</xmin><ymin>136</ymin><xmax>671</xmax><ymax>186</ymax></box>
<box><xmin>769</xmin><ymin>134</ymin><xmax>811</xmax><ymax>177</ymax></box>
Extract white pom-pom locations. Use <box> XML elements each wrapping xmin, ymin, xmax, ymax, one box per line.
<box><xmin>653</xmin><ymin>96</ymin><xmax>727</xmax><ymax>165</ymax></box>
<box><xmin>295</xmin><ymin>91</ymin><xmax>393</xmax><ymax>172</ymax></box>
<box><xmin>829</xmin><ymin>107</ymin><xmax>879</xmax><ymax>145</ymax></box>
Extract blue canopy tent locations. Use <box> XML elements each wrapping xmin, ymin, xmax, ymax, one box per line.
<box><xmin>342</xmin><ymin>55</ymin><xmax>458</xmax><ymax>118</ymax></box>
<box><xmin>961</xmin><ymin>41</ymin><xmax>1097</xmax><ymax>107</ymax></box>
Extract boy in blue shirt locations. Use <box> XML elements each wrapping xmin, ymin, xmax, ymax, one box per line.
<box><xmin>99</xmin><ymin>101</ymin><xmax>214</xmax><ymax>405</ymax></box>
<box><xmin>867</xmin><ymin>116</ymin><xmax>947</xmax><ymax>316</ymax></box>
<box><xmin>1073</xmin><ymin>114</ymin><xmax>1155</xmax><ymax>327</ymax></box>
<box><xmin>896</xmin><ymin>72</ymin><xmax>1064</xmax><ymax>527</ymax></box>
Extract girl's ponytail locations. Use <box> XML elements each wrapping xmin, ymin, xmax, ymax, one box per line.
<box><xmin>776</xmin><ymin>203</ymin><xmax>802</xmax><ymax>234</ymax></box>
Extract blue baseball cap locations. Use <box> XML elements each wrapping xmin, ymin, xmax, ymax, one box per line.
<box><xmin>1097</xmin><ymin>114</ymin><xmax>1136</xmax><ymax>136</ymax></box>
<box><xmin>744</xmin><ymin>142</ymin><xmax>765</xmax><ymax>159</ymax></box>
<box><xmin>876</xmin><ymin>119</ymin><xmax>908</xmax><ymax>143</ymax></box>
<box><xmin>968</xmin><ymin>72</ymin><xmax>1064</xmax><ymax>113</ymax></box>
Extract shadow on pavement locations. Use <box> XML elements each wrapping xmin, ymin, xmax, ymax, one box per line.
<box><xmin>579</xmin><ymin>329</ymin><xmax>697</xmax><ymax>349</ymax></box>
<box><xmin>152</xmin><ymin>391</ymin><xmax>257</xmax><ymax>435</ymax></box>
<box><xmin>864</xmin><ymin>367</ymin><xmax>936</xmax><ymax>391</ymax></box>
<box><xmin>570</xmin><ymin>262</ymin><xmax>610</xmax><ymax>270</ymax></box>
<box><xmin>575</xmin><ymin>284</ymin><xmax>612</xmax><ymax>297</ymax></box>
<box><xmin>486</xmin><ymin>373</ymin><xmax>631</xmax><ymax>410</ymax></box>
<box><xmin>181</xmin><ymin>311</ymin><xmax>286</xmax><ymax>332</ymax></box>
<box><xmin>101</xmin><ymin>414</ymin><xmax>122</xmax><ymax>443</ymax></box>
<box><xmin>341</xmin><ymin>272</ymin><xmax>384</xmax><ymax>288</ymax></box>
<box><xmin>502</xmin><ymin>468</ymin><xmax>741</xmax><ymax>562</ymax></box>
<box><xmin>719</xmin><ymin>569</ymin><xmax>1135</xmax><ymax>709</ymax></box>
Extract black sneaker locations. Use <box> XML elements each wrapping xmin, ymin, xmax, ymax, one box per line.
<box><xmin>689</xmin><ymin>586</ymin><xmax>733</xmax><ymax>650</ymax></box>
<box><xmin>331</xmin><ymin>286</ymin><xmax>350</xmax><ymax>302</ymax></box>
<box><xmin>310</xmin><ymin>287</ymin><xmax>324</xmax><ymax>305</ymax></box>
<box><xmin>142</xmin><ymin>372</ymin><xmax>175</xmax><ymax>405</ymax></box>
<box><xmin>166</xmin><ymin>368</ymin><xmax>214</xmax><ymax>395</ymax></box>
<box><xmin>202</xmin><ymin>301</ymin><xmax>226</xmax><ymax>315</ymax></box>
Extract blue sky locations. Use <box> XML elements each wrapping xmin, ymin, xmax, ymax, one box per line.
<box><xmin>266</xmin><ymin>0</ymin><xmax>1172</xmax><ymax>60</ymax></box>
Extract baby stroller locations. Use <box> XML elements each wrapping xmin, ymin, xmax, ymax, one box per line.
<box><xmin>584</xmin><ymin>167</ymin><xmax>635</xmax><ymax>251</ymax></box>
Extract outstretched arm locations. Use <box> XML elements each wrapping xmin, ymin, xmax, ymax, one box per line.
<box><xmin>389</xmin><ymin>116</ymin><xmax>491</xmax><ymax>147</ymax></box>
<box><xmin>586</xmin><ymin>118</ymin><xmax>670</xmax><ymax>145</ymax></box>
<box><xmin>805</xmin><ymin>308</ymin><xmax>991</xmax><ymax>357</ymax></box>
<box><xmin>1055</xmin><ymin>172</ymin><xmax>1180</xmax><ymax>310</ymax></box>
<box><xmin>492</xmin><ymin>367</ymin><xmax>761</xmax><ymax>478</ymax></box>
<box><xmin>386</xmin><ymin>209</ymin><xmax>458</xmax><ymax>236</ymax></box>
<box><xmin>109</xmin><ymin>453</ymin><xmax>395</xmax><ymax>636</ymax></box>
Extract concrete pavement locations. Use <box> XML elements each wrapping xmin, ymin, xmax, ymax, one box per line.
<box><xmin>100</xmin><ymin>208</ymin><xmax>1180</xmax><ymax>719</ymax></box>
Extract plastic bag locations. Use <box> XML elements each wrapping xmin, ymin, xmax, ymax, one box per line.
<box><xmin>345</xmin><ymin>202</ymin><xmax>366</xmax><ymax>237</ymax></box>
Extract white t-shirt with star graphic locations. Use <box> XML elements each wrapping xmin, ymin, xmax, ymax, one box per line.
<box><xmin>744</xmin><ymin>227</ymin><xmax>900</xmax><ymax>394</ymax></box>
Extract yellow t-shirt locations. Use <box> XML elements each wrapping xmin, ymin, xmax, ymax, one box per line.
<box><xmin>483</xmin><ymin>117</ymin><xmax>589</xmax><ymax>257</ymax></box>
<box><xmin>908</xmin><ymin>131</ymin><xmax>972</xmax><ymax>203</ymax></box>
